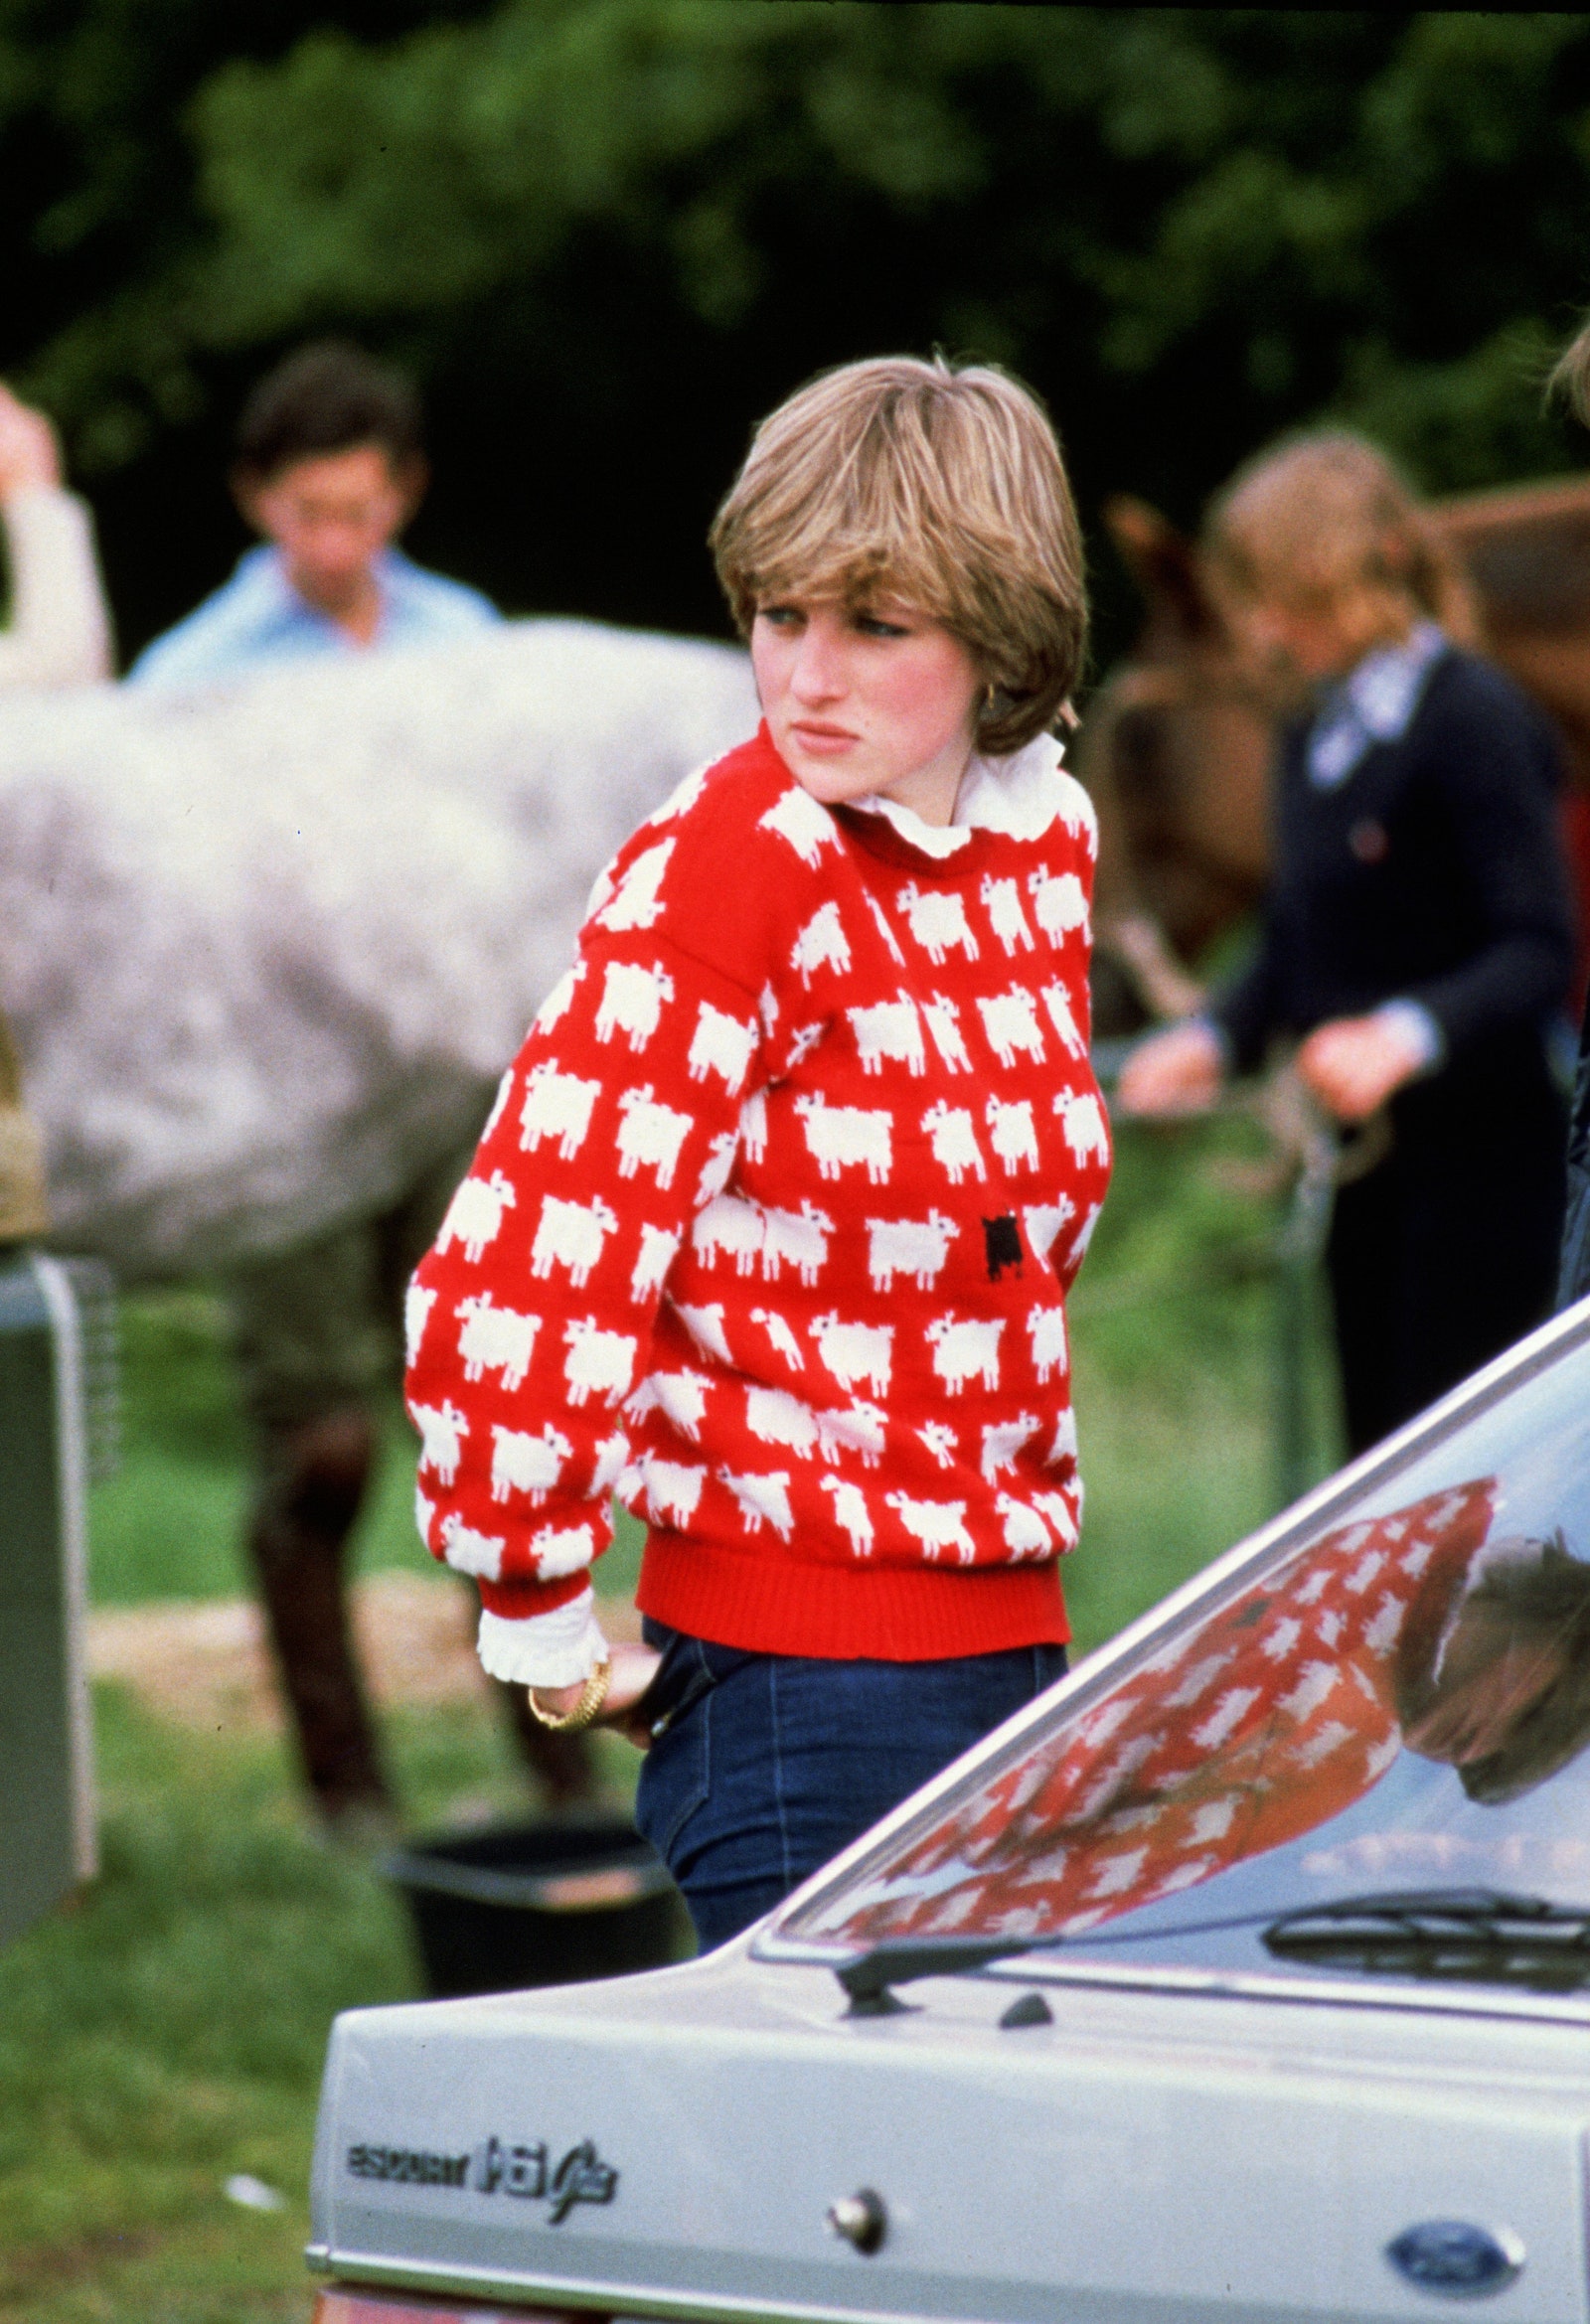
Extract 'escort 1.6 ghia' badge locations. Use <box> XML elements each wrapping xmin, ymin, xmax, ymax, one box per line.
<box><xmin>347</xmin><ymin>2136</ymin><xmax>617</xmax><ymax>2224</ymax></box>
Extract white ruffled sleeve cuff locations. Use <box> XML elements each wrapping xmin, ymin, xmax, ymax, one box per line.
<box><xmin>476</xmin><ymin>1589</ymin><xmax>608</xmax><ymax>1690</ymax></box>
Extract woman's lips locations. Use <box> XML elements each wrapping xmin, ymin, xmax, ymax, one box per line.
<box><xmin>789</xmin><ymin>720</ymin><xmax>861</xmax><ymax>756</ymax></box>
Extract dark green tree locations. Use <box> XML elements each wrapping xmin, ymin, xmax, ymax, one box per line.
<box><xmin>5</xmin><ymin>4</ymin><xmax>1589</xmax><ymax>657</ymax></box>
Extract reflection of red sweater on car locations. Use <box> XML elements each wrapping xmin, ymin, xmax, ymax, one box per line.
<box><xmin>404</xmin><ymin>724</ymin><xmax>1112</xmax><ymax>1687</ymax></box>
<box><xmin>833</xmin><ymin>1475</ymin><xmax>1496</xmax><ymax>1944</ymax></box>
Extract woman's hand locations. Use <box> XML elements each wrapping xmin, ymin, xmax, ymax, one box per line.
<box><xmin>1296</xmin><ymin>1012</ymin><xmax>1426</xmax><ymax>1124</ymax></box>
<box><xmin>1115</xmin><ymin>1019</ymin><xmax>1225</xmax><ymax>1117</ymax></box>
<box><xmin>529</xmin><ymin>1640</ymin><xmax>664</xmax><ymax>1749</ymax></box>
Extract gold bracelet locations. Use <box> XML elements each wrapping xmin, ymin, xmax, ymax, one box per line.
<box><xmin>528</xmin><ymin>1658</ymin><xmax>612</xmax><ymax>1733</ymax></box>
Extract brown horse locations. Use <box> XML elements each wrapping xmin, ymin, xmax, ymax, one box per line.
<box><xmin>1082</xmin><ymin>472</ymin><xmax>1590</xmax><ymax>1034</ymax></box>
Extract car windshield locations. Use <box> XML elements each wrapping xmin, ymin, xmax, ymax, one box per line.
<box><xmin>770</xmin><ymin>1312</ymin><xmax>1590</xmax><ymax>1963</ymax></box>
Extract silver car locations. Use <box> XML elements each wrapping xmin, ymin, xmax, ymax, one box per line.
<box><xmin>307</xmin><ymin>1297</ymin><xmax>1590</xmax><ymax>2324</ymax></box>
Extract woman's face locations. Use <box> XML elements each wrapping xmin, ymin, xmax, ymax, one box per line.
<box><xmin>1401</xmin><ymin>1599</ymin><xmax>1568</xmax><ymax>1768</ymax></box>
<box><xmin>750</xmin><ymin>594</ymin><xmax>984</xmax><ymax>829</ymax></box>
<box><xmin>1231</xmin><ymin>585</ymin><xmax>1415</xmax><ymax>691</ymax></box>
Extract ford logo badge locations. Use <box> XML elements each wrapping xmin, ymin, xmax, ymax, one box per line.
<box><xmin>1385</xmin><ymin>2221</ymin><xmax>1524</xmax><ymax>2297</ymax></box>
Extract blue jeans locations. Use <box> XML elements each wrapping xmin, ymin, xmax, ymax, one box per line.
<box><xmin>633</xmin><ymin>1623</ymin><xmax>1068</xmax><ymax>1951</ymax></box>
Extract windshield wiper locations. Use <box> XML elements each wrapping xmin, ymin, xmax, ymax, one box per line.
<box><xmin>835</xmin><ymin>1937</ymin><xmax>1039</xmax><ymax>2014</ymax></box>
<box><xmin>1264</xmin><ymin>1888</ymin><xmax>1590</xmax><ymax>1991</ymax></box>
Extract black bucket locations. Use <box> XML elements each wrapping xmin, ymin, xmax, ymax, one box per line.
<box><xmin>385</xmin><ymin>1815</ymin><xmax>689</xmax><ymax>1999</ymax></box>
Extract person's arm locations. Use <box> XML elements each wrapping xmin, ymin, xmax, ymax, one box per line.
<box><xmin>405</xmin><ymin>906</ymin><xmax>769</xmax><ymax>1699</ymax></box>
<box><xmin>0</xmin><ymin>387</ymin><xmax>113</xmax><ymax>688</ymax></box>
<box><xmin>1396</xmin><ymin>672</ymin><xmax>1574</xmax><ymax>1056</ymax></box>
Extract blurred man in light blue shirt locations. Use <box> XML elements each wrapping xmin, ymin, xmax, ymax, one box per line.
<box><xmin>120</xmin><ymin>344</ymin><xmax>583</xmax><ymax>1839</ymax></box>
<box><xmin>128</xmin><ymin>340</ymin><xmax>498</xmax><ymax>690</ymax></box>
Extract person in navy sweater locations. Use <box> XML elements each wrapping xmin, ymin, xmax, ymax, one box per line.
<box><xmin>1120</xmin><ymin>432</ymin><xmax>1573</xmax><ymax>1457</ymax></box>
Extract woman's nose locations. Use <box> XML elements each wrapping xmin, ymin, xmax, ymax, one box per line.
<box><xmin>789</xmin><ymin>624</ymin><xmax>845</xmax><ymax>700</ymax></box>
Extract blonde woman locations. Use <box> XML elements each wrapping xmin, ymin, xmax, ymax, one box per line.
<box><xmin>405</xmin><ymin>356</ymin><xmax>1110</xmax><ymax>1946</ymax></box>
<box><xmin>1120</xmin><ymin>431</ymin><xmax>1572</xmax><ymax>1455</ymax></box>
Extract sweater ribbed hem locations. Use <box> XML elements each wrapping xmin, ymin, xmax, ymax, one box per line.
<box><xmin>635</xmin><ymin>1532</ymin><xmax>1069</xmax><ymax>1660</ymax></box>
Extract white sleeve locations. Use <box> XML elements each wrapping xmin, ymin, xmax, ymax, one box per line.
<box><xmin>0</xmin><ymin>488</ymin><xmax>114</xmax><ymax>689</ymax></box>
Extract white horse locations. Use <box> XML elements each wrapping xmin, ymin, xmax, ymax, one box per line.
<box><xmin>0</xmin><ymin>620</ymin><xmax>756</xmax><ymax>1276</ymax></box>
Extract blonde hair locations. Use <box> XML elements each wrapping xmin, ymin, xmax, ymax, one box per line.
<box><xmin>709</xmin><ymin>355</ymin><xmax>1086</xmax><ymax>755</ymax></box>
<box><xmin>1205</xmin><ymin>429</ymin><xmax>1476</xmax><ymax>648</ymax></box>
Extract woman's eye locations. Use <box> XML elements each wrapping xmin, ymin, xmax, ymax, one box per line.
<box><xmin>758</xmin><ymin>605</ymin><xmax>802</xmax><ymax>630</ymax></box>
<box><xmin>856</xmin><ymin>613</ymin><xmax>909</xmax><ymax>639</ymax></box>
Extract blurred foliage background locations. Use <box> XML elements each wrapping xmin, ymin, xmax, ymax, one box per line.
<box><xmin>4</xmin><ymin>3</ymin><xmax>1590</xmax><ymax>663</ymax></box>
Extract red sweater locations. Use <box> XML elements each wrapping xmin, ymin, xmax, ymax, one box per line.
<box><xmin>404</xmin><ymin>724</ymin><xmax>1112</xmax><ymax>1687</ymax></box>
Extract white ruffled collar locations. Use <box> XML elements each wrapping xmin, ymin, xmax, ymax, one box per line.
<box><xmin>849</xmin><ymin>730</ymin><xmax>1076</xmax><ymax>857</ymax></box>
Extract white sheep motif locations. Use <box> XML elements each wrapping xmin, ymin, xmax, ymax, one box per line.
<box><xmin>760</xmin><ymin>1200</ymin><xmax>835</xmax><ymax>1285</ymax></box>
<box><xmin>794</xmin><ymin>1094</ymin><xmax>892</xmax><ymax>1185</ymax></box>
<box><xmin>865</xmin><ymin>1211</ymin><xmax>959</xmax><ymax>1293</ymax></box>
<box><xmin>924</xmin><ymin>1313</ymin><xmax>1004</xmax><ymax>1394</ymax></box>
<box><xmin>531</xmin><ymin>1193</ymin><xmax>620</xmax><ymax>1288</ymax></box>
<box><xmin>454</xmin><ymin>1295</ymin><xmax>540</xmax><ymax>1392</ymax></box>
<box><xmin>995</xmin><ymin>1493</ymin><xmax>1052</xmax><ymax>1560</ymax></box>
<box><xmin>688</xmin><ymin>1001</ymin><xmax>757</xmax><ymax>1094</ymax></box>
<box><xmin>980</xmin><ymin>873</ymin><xmax>1036</xmax><ymax>956</ymax></box>
<box><xmin>977</xmin><ymin>988</ymin><xmax>1046</xmax><ymax>1070</ymax></box>
<box><xmin>440</xmin><ymin>1512</ymin><xmax>505</xmax><ymax>1580</ymax></box>
<box><xmin>810</xmin><ymin>1314</ymin><xmax>894</xmax><ymax>1398</ymax></box>
<box><xmin>897</xmin><ymin>880</ymin><xmax>980</xmax><ymax>964</ymax></box>
<box><xmin>412</xmin><ymin>1398</ymin><xmax>468</xmax><ymax>1484</ymax></box>
<box><xmin>920</xmin><ymin>1101</ymin><xmax>987</xmax><ymax>1185</ymax></box>
<box><xmin>719</xmin><ymin>1467</ymin><xmax>795</xmax><ymax>1540</ymax></box>
<box><xmin>789</xmin><ymin>900</ymin><xmax>853</xmax><ymax>986</ymax></box>
<box><xmin>490</xmin><ymin>1422</ymin><xmax>573</xmax><ymax>1503</ymax></box>
<box><xmin>692</xmin><ymin>1194</ymin><xmax>764</xmax><ymax>1276</ymax></box>
<box><xmin>530</xmin><ymin>1520</ymin><xmax>598</xmax><ymax>1579</ymax></box>
<box><xmin>745</xmin><ymin>1386</ymin><xmax>820</xmax><ymax>1460</ymax></box>
<box><xmin>847</xmin><ymin>991</ymin><xmax>927</xmax><ymax>1077</ymax></box>
<box><xmin>1056</xmin><ymin>1089</ymin><xmax>1110</xmax><ymax>1165</ymax></box>
<box><xmin>615</xmin><ymin>1086</ymin><xmax>694</xmax><ymax>1190</ymax></box>
<box><xmin>884</xmin><ymin>1491</ymin><xmax>975</xmax><ymax>1564</ymax></box>
<box><xmin>986</xmin><ymin>1095</ymin><xmax>1039</xmax><ymax>1174</ymax></box>
<box><xmin>1028</xmin><ymin>1306</ymin><xmax>1070</xmax><ymax>1384</ymax></box>
<box><xmin>435</xmin><ymin>1169</ymin><xmax>517</xmax><ymax>1264</ymax></box>
<box><xmin>820</xmin><ymin>1474</ymin><xmax>875</xmax><ymax>1556</ymax></box>
<box><xmin>815</xmin><ymin>1400</ymin><xmax>887</xmax><ymax>1467</ymax></box>
<box><xmin>562</xmin><ymin>1317</ymin><xmax>637</xmax><ymax>1407</ymax></box>
<box><xmin>518</xmin><ymin>1062</ymin><xmax>602</xmax><ymax>1160</ymax></box>
<box><xmin>639</xmin><ymin>1457</ymin><xmax>707</xmax><ymax>1528</ymax></box>
<box><xmin>625</xmin><ymin>1367</ymin><xmax>712</xmax><ymax>1443</ymax></box>
<box><xmin>759</xmin><ymin>786</ymin><xmax>839</xmax><ymax>866</ymax></box>
<box><xmin>1028</xmin><ymin>867</ymin><xmax>1089</xmax><ymax>943</ymax></box>
<box><xmin>594</xmin><ymin>959</ymin><xmax>675</xmax><ymax>1051</ymax></box>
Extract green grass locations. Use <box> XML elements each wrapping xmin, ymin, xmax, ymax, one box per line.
<box><xmin>7</xmin><ymin>1122</ymin><xmax>1340</xmax><ymax>2318</ymax></box>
